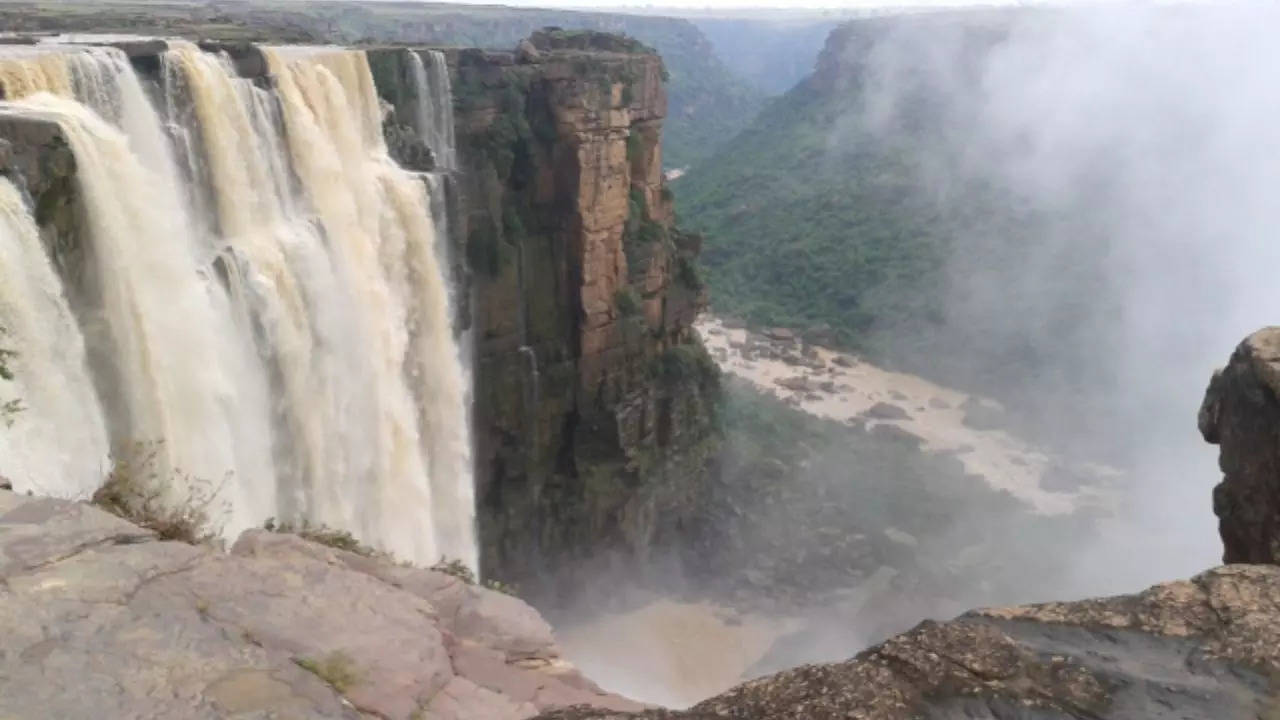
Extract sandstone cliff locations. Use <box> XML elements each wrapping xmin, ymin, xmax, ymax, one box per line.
<box><xmin>373</xmin><ymin>31</ymin><xmax>720</xmax><ymax>600</ymax></box>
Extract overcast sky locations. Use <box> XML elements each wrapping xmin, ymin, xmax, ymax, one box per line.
<box><xmin>435</xmin><ymin>0</ymin><xmax>1003</xmax><ymax>8</ymax></box>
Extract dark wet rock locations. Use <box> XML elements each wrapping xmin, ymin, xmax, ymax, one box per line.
<box><xmin>863</xmin><ymin>402</ymin><xmax>910</xmax><ymax>421</ymax></box>
<box><xmin>775</xmin><ymin>375</ymin><xmax>812</xmax><ymax>392</ymax></box>
<box><xmin>1199</xmin><ymin>327</ymin><xmax>1280</xmax><ymax>564</ymax></box>
<box><xmin>868</xmin><ymin>424</ymin><xmax>925</xmax><ymax>449</ymax></box>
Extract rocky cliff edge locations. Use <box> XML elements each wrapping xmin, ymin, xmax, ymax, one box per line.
<box><xmin>537</xmin><ymin>565</ymin><xmax>1280</xmax><ymax>719</ymax></box>
<box><xmin>0</xmin><ymin>490</ymin><xmax>641</xmax><ymax>719</ymax></box>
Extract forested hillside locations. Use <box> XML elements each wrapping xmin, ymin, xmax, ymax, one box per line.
<box><xmin>676</xmin><ymin>10</ymin><xmax>1121</xmax><ymax>428</ymax></box>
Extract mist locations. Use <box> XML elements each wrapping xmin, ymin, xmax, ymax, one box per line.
<box><xmin>833</xmin><ymin>2</ymin><xmax>1280</xmax><ymax>595</ymax></box>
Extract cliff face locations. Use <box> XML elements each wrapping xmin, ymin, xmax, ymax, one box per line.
<box><xmin>374</xmin><ymin>31</ymin><xmax>720</xmax><ymax>598</ymax></box>
<box><xmin>461</xmin><ymin>33</ymin><xmax>718</xmax><ymax>599</ymax></box>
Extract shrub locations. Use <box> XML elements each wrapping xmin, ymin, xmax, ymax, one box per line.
<box><xmin>91</xmin><ymin>441</ymin><xmax>224</xmax><ymax>544</ymax></box>
<box><xmin>432</xmin><ymin>556</ymin><xmax>476</xmax><ymax>584</ymax></box>
<box><xmin>657</xmin><ymin>342</ymin><xmax>719</xmax><ymax>386</ymax></box>
<box><xmin>264</xmin><ymin>517</ymin><xmax>383</xmax><ymax>558</ymax></box>
<box><xmin>627</xmin><ymin>132</ymin><xmax>643</xmax><ymax>166</ymax></box>
<box><xmin>483</xmin><ymin>578</ymin><xmax>518</xmax><ymax>596</ymax></box>
<box><xmin>615</xmin><ymin>287</ymin><xmax>642</xmax><ymax>317</ymax></box>
<box><xmin>676</xmin><ymin>256</ymin><xmax>705</xmax><ymax>291</ymax></box>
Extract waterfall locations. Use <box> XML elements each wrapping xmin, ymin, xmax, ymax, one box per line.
<box><xmin>0</xmin><ymin>41</ymin><xmax>476</xmax><ymax>570</ymax></box>
<box><xmin>262</xmin><ymin>46</ymin><xmax>474</xmax><ymax>569</ymax></box>
<box><xmin>409</xmin><ymin>50</ymin><xmax>457</xmax><ymax>171</ymax></box>
<box><xmin>0</xmin><ymin>177</ymin><xmax>109</xmax><ymax>497</ymax></box>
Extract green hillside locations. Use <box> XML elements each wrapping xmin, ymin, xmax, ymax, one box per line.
<box><xmin>675</xmin><ymin>9</ymin><xmax>1126</xmax><ymax>441</ymax></box>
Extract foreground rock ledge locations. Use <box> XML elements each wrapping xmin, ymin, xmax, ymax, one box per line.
<box><xmin>538</xmin><ymin>564</ymin><xmax>1280</xmax><ymax>719</ymax></box>
<box><xmin>0</xmin><ymin>491</ymin><xmax>641</xmax><ymax>719</ymax></box>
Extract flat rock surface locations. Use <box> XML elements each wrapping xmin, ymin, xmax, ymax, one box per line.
<box><xmin>0</xmin><ymin>491</ymin><xmax>641</xmax><ymax>720</ymax></box>
<box><xmin>535</xmin><ymin>565</ymin><xmax>1280</xmax><ymax>719</ymax></box>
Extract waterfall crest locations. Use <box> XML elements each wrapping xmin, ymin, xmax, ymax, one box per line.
<box><xmin>0</xmin><ymin>41</ymin><xmax>475</xmax><ymax>569</ymax></box>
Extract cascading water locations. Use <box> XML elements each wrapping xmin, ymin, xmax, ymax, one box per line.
<box><xmin>262</xmin><ymin>46</ymin><xmax>474</xmax><ymax>569</ymax></box>
<box><xmin>410</xmin><ymin>50</ymin><xmax>457</xmax><ymax>171</ymax></box>
<box><xmin>0</xmin><ymin>40</ymin><xmax>475</xmax><ymax>570</ymax></box>
<box><xmin>0</xmin><ymin>177</ymin><xmax>109</xmax><ymax>496</ymax></box>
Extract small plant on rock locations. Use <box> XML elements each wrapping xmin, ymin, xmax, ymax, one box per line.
<box><xmin>483</xmin><ymin>578</ymin><xmax>519</xmax><ymax>596</ymax></box>
<box><xmin>431</xmin><ymin>556</ymin><xmax>476</xmax><ymax>584</ymax></box>
<box><xmin>91</xmin><ymin>440</ymin><xmax>225</xmax><ymax>545</ymax></box>
<box><xmin>263</xmin><ymin>517</ymin><xmax>384</xmax><ymax>558</ymax></box>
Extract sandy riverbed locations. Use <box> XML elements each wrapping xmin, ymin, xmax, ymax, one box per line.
<box><xmin>697</xmin><ymin>316</ymin><xmax>1115</xmax><ymax>514</ymax></box>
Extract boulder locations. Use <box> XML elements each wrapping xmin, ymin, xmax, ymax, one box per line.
<box><xmin>862</xmin><ymin>402</ymin><xmax>910</xmax><ymax>421</ymax></box>
<box><xmin>774</xmin><ymin>376</ymin><xmax>812</xmax><ymax>392</ymax></box>
<box><xmin>1199</xmin><ymin>327</ymin><xmax>1280</xmax><ymax>563</ymax></box>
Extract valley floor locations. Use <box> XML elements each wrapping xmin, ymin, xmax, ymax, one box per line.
<box><xmin>697</xmin><ymin>315</ymin><xmax>1116</xmax><ymax>514</ymax></box>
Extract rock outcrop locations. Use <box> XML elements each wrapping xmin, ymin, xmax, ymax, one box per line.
<box><xmin>374</xmin><ymin>33</ymin><xmax>719</xmax><ymax>599</ymax></box>
<box><xmin>1199</xmin><ymin>327</ymin><xmax>1280</xmax><ymax>564</ymax></box>
<box><xmin>535</xmin><ymin>565</ymin><xmax>1280</xmax><ymax>720</ymax></box>
<box><xmin>0</xmin><ymin>490</ymin><xmax>641</xmax><ymax>719</ymax></box>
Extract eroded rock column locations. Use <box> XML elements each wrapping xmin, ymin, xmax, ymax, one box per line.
<box><xmin>1199</xmin><ymin>327</ymin><xmax>1280</xmax><ymax>563</ymax></box>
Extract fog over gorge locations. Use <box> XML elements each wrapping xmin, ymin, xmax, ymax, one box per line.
<box><xmin>837</xmin><ymin>3</ymin><xmax>1280</xmax><ymax>593</ymax></box>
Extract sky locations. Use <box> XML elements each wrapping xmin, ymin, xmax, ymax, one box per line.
<box><xmin>436</xmin><ymin>0</ymin><xmax>1000</xmax><ymax>8</ymax></box>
